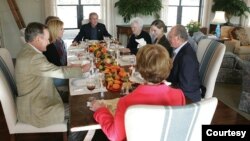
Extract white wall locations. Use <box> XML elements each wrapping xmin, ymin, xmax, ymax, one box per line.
<box><xmin>0</xmin><ymin>0</ymin><xmax>246</xmax><ymax>58</ymax></box>
<box><xmin>0</xmin><ymin>0</ymin><xmax>43</xmax><ymax>58</ymax></box>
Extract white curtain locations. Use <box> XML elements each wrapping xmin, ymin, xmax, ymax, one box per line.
<box><xmin>44</xmin><ymin>0</ymin><xmax>57</xmax><ymax>18</ymax></box>
<box><xmin>161</xmin><ymin>0</ymin><xmax>169</xmax><ymax>24</ymax></box>
<box><xmin>102</xmin><ymin>0</ymin><xmax>115</xmax><ymax>37</ymax></box>
<box><xmin>242</xmin><ymin>0</ymin><xmax>250</xmax><ymax>26</ymax></box>
<box><xmin>201</xmin><ymin>0</ymin><xmax>213</xmax><ymax>33</ymax></box>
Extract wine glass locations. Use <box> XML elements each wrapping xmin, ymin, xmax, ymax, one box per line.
<box><xmin>98</xmin><ymin>73</ymin><xmax>105</xmax><ymax>98</ymax></box>
<box><xmin>86</xmin><ymin>77</ymin><xmax>96</xmax><ymax>92</ymax></box>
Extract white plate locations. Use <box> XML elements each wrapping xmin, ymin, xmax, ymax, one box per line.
<box><xmin>71</xmin><ymin>78</ymin><xmax>87</xmax><ymax>87</ymax></box>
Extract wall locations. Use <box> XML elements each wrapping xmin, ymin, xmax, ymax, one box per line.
<box><xmin>1</xmin><ymin>0</ymin><xmax>248</xmax><ymax>58</ymax></box>
<box><xmin>0</xmin><ymin>0</ymin><xmax>43</xmax><ymax>58</ymax></box>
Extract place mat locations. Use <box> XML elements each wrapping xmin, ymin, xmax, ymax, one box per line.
<box><xmin>70</xmin><ymin>78</ymin><xmax>107</xmax><ymax>96</ymax></box>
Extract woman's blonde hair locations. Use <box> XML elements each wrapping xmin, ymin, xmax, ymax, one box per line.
<box><xmin>136</xmin><ymin>44</ymin><xmax>173</xmax><ymax>83</ymax></box>
<box><xmin>47</xmin><ymin>19</ymin><xmax>64</xmax><ymax>42</ymax></box>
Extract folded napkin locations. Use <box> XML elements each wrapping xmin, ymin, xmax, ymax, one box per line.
<box><xmin>135</xmin><ymin>38</ymin><xmax>147</xmax><ymax>48</ymax></box>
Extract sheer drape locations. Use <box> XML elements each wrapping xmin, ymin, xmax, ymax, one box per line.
<box><xmin>161</xmin><ymin>0</ymin><xmax>169</xmax><ymax>24</ymax></box>
<box><xmin>101</xmin><ymin>0</ymin><xmax>115</xmax><ymax>36</ymax></box>
<box><xmin>44</xmin><ymin>0</ymin><xmax>57</xmax><ymax>18</ymax></box>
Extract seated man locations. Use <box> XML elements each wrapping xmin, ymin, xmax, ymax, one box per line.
<box><xmin>72</xmin><ymin>12</ymin><xmax>111</xmax><ymax>45</ymax></box>
<box><xmin>167</xmin><ymin>24</ymin><xmax>202</xmax><ymax>102</ymax></box>
<box><xmin>15</xmin><ymin>22</ymin><xmax>90</xmax><ymax>127</ymax></box>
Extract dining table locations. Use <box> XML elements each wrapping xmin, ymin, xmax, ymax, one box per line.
<box><xmin>69</xmin><ymin>91</ymin><xmax>121</xmax><ymax>132</ymax></box>
<box><xmin>67</xmin><ymin>40</ymin><xmax>136</xmax><ymax>133</ymax></box>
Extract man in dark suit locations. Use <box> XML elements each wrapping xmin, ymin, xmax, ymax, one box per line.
<box><xmin>72</xmin><ymin>12</ymin><xmax>111</xmax><ymax>45</ymax></box>
<box><xmin>167</xmin><ymin>24</ymin><xmax>202</xmax><ymax>102</ymax></box>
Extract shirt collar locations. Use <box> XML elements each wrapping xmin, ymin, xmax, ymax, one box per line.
<box><xmin>173</xmin><ymin>41</ymin><xmax>188</xmax><ymax>55</ymax></box>
<box><xmin>28</xmin><ymin>43</ymin><xmax>42</xmax><ymax>53</ymax></box>
<box><xmin>172</xmin><ymin>41</ymin><xmax>188</xmax><ymax>61</ymax></box>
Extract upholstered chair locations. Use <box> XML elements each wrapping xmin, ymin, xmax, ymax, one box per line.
<box><xmin>0</xmin><ymin>48</ymin><xmax>68</xmax><ymax>141</ymax></box>
<box><xmin>197</xmin><ymin>39</ymin><xmax>226</xmax><ymax>98</ymax></box>
<box><xmin>125</xmin><ymin>97</ymin><xmax>218</xmax><ymax>141</ymax></box>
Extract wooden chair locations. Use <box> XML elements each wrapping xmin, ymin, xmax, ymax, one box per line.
<box><xmin>196</xmin><ymin>39</ymin><xmax>226</xmax><ymax>98</ymax></box>
<box><xmin>125</xmin><ymin>97</ymin><xmax>218</xmax><ymax>141</ymax></box>
<box><xmin>0</xmin><ymin>48</ymin><xmax>68</xmax><ymax>141</ymax></box>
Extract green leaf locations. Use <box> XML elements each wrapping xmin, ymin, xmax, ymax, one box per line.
<box><xmin>114</xmin><ymin>0</ymin><xmax>162</xmax><ymax>23</ymax></box>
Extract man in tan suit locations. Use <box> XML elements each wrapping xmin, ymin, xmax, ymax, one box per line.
<box><xmin>15</xmin><ymin>22</ymin><xmax>90</xmax><ymax>127</ymax></box>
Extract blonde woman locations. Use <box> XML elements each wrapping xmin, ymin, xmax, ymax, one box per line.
<box><xmin>43</xmin><ymin>19</ymin><xmax>68</xmax><ymax>97</ymax></box>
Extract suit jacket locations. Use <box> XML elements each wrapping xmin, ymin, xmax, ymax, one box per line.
<box><xmin>73</xmin><ymin>23</ymin><xmax>111</xmax><ymax>42</ymax></box>
<box><xmin>15</xmin><ymin>44</ymin><xmax>82</xmax><ymax>127</ymax></box>
<box><xmin>167</xmin><ymin>42</ymin><xmax>201</xmax><ymax>102</ymax></box>
<box><xmin>155</xmin><ymin>35</ymin><xmax>173</xmax><ymax>57</ymax></box>
<box><xmin>127</xmin><ymin>30</ymin><xmax>152</xmax><ymax>55</ymax></box>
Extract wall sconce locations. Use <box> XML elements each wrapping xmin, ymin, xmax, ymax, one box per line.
<box><xmin>211</xmin><ymin>11</ymin><xmax>226</xmax><ymax>38</ymax></box>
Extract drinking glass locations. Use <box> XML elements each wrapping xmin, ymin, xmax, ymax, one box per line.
<box><xmin>86</xmin><ymin>77</ymin><xmax>96</xmax><ymax>92</ymax></box>
<box><xmin>81</xmin><ymin>59</ymin><xmax>91</xmax><ymax>78</ymax></box>
<box><xmin>129</xmin><ymin>56</ymin><xmax>136</xmax><ymax>66</ymax></box>
<box><xmin>120</xmin><ymin>82</ymin><xmax>130</xmax><ymax>95</ymax></box>
<box><xmin>98</xmin><ymin>73</ymin><xmax>105</xmax><ymax>98</ymax></box>
<box><xmin>87</xmin><ymin>96</ymin><xmax>97</xmax><ymax>107</ymax></box>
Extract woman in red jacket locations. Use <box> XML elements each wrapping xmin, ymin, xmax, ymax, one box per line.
<box><xmin>90</xmin><ymin>44</ymin><xmax>186</xmax><ymax>141</ymax></box>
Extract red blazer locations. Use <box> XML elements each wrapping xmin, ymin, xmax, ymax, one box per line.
<box><xmin>94</xmin><ymin>84</ymin><xmax>186</xmax><ymax>141</ymax></box>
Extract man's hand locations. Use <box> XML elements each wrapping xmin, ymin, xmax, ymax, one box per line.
<box><xmin>81</xmin><ymin>63</ymin><xmax>91</xmax><ymax>73</ymax></box>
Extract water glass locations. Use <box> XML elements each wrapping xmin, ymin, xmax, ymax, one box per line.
<box><xmin>129</xmin><ymin>56</ymin><xmax>136</xmax><ymax>66</ymax></box>
<box><xmin>87</xmin><ymin>97</ymin><xmax>97</xmax><ymax>107</ymax></box>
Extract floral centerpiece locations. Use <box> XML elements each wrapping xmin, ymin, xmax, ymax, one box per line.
<box><xmin>186</xmin><ymin>20</ymin><xmax>201</xmax><ymax>36</ymax></box>
<box><xmin>89</xmin><ymin>43</ymin><xmax>130</xmax><ymax>92</ymax></box>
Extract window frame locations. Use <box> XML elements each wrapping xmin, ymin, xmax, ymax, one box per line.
<box><xmin>57</xmin><ymin>0</ymin><xmax>101</xmax><ymax>29</ymax></box>
<box><xmin>166</xmin><ymin>0</ymin><xmax>203</xmax><ymax>28</ymax></box>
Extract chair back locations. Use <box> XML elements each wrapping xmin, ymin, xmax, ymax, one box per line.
<box><xmin>0</xmin><ymin>48</ymin><xmax>15</xmax><ymax>76</ymax></box>
<box><xmin>0</xmin><ymin>65</ymin><xmax>18</xmax><ymax>134</ymax></box>
<box><xmin>197</xmin><ymin>39</ymin><xmax>225</xmax><ymax>98</ymax></box>
<box><xmin>125</xmin><ymin>97</ymin><xmax>218</xmax><ymax>141</ymax></box>
<box><xmin>0</xmin><ymin>48</ymin><xmax>18</xmax><ymax>97</ymax></box>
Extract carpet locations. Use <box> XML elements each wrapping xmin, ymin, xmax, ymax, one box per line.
<box><xmin>213</xmin><ymin>83</ymin><xmax>250</xmax><ymax>120</ymax></box>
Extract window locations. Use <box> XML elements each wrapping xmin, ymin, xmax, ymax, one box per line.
<box><xmin>166</xmin><ymin>0</ymin><xmax>202</xmax><ymax>27</ymax></box>
<box><xmin>57</xmin><ymin>0</ymin><xmax>101</xmax><ymax>29</ymax></box>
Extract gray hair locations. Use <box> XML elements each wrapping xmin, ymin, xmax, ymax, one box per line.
<box><xmin>130</xmin><ymin>17</ymin><xmax>143</xmax><ymax>29</ymax></box>
<box><xmin>173</xmin><ymin>24</ymin><xmax>188</xmax><ymax>41</ymax></box>
<box><xmin>25</xmin><ymin>22</ymin><xmax>47</xmax><ymax>42</ymax></box>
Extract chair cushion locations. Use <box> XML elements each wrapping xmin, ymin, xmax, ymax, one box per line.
<box><xmin>221</xmin><ymin>26</ymin><xmax>234</xmax><ymax>39</ymax></box>
<box><xmin>14</xmin><ymin>120</ymin><xmax>67</xmax><ymax>133</ymax></box>
<box><xmin>231</xmin><ymin>27</ymin><xmax>250</xmax><ymax>46</ymax></box>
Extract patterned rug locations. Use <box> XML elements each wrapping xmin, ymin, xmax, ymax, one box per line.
<box><xmin>214</xmin><ymin>83</ymin><xmax>250</xmax><ymax>120</ymax></box>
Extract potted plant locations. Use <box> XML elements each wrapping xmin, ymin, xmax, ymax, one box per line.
<box><xmin>114</xmin><ymin>0</ymin><xmax>162</xmax><ymax>23</ymax></box>
<box><xmin>186</xmin><ymin>20</ymin><xmax>201</xmax><ymax>36</ymax></box>
<box><xmin>212</xmin><ymin>0</ymin><xmax>250</xmax><ymax>25</ymax></box>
